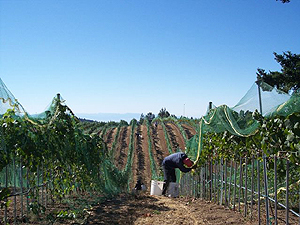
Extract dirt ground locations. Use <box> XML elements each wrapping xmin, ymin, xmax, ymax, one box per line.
<box><xmin>86</xmin><ymin>193</ymin><xmax>254</xmax><ymax>225</ymax></box>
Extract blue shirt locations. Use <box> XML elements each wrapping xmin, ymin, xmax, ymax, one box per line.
<box><xmin>162</xmin><ymin>152</ymin><xmax>191</xmax><ymax>173</ymax></box>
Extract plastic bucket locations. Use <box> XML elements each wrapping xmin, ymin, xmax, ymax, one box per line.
<box><xmin>168</xmin><ymin>182</ymin><xmax>179</xmax><ymax>197</ymax></box>
<box><xmin>150</xmin><ymin>180</ymin><xmax>164</xmax><ymax>196</ymax></box>
<box><xmin>150</xmin><ymin>180</ymin><xmax>179</xmax><ymax>197</ymax></box>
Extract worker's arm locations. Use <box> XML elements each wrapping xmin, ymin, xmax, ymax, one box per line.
<box><xmin>191</xmin><ymin>163</ymin><xmax>197</xmax><ymax>169</ymax></box>
<box><xmin>178</xmin><ymin>164</ymin><xmax>192</xmax><ymax>173</ymax></box>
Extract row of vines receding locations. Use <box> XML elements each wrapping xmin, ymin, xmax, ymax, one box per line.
<box><xmin>198</xmin><ymin>111</ymin><xmax>300</xmax><ymax>210</ymax></box>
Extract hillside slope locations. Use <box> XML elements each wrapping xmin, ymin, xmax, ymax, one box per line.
<box><xmin>102</xmin><ymin>120</ymin><xmax>196</xmax><ymax>190</ymax></box>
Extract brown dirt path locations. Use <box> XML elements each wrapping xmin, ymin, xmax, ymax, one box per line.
<box><xmin>130</xmin><ymin>125</ymin><xmax>152</xmax><ymax>190</ymax></box>
<box><xmin>86</xmin><ymin>193</ymin><xmax>254</xmax><ymax>225</ymax></box>
<box><xmin>181</xmin><ymin>123</ymin><xmax>196</xmax><ymax>139</ymax></box>
<box><xmin>157</xmin><ymin>124</ymin><xmax>171</xmax><ymax>157</ymax></box>
<box><xmin>149</xmin><ymin>123</ymin><xmax>165</xmax><ymax>177</ymax></box>
<box><xmin>165</xmin><ymin>122</ymin><xmax>186</xmax><ymax>151</ymax></box>
<box><xmin>104</xmin><ymin>127</ymin><xmax>117</xmax><ymax>149</ymax></box>
<box><xmin>141</xmin><ymin>124</ymin><xmax>152</xmax><ymax>189</ymax></box>
<box><xmin>114</xmin><ymin>126</ymin><xmax>130</xmax><ymax>170</ymax></box>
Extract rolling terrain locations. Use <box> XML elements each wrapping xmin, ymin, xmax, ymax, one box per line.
<box><xmin>101</xmin><ymin>120</ymin><xmax>197</xmax><ymax>190</ymax></box>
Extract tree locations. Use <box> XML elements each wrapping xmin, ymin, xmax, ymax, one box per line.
<box><xmin>145</xmin><ymin>112</ymin><xmax>155</xmax><ymax>122</ymax></box>
<box><xmin>158</xmin><ymin>108</ymin><xmax>170</xmax><ymax>118</ymax></box>
<box><xmin>139</xmin><ymin>113</ymin><xmax>145</xmax><ymax>124</ymax></box>
<box><xmin>256</xmin><ymin>51</ymin><xmax>300</xmax><ymax>93</ymax></box>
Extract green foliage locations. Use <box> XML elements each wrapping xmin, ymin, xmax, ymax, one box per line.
<box><xmin>145</xmin><ymin>112</ymin><xmax>155</xmax><ymax>122</ymax></box>
<box><xmin>158</xmin><ymin>108</ymin><xmax>170</xmax><ymax>118</ymax></box>
<box><xmin>0</xmin><ymin>100</ymin><xmax>113</xmax><ymax>203</ymax></box>
<box><xmin>276</xmin><ymin>0</ymin><xmax>290</xmax><ymax>3</ymax></box>
<box><xmin>257</xmin><ymin>51</ymin><xmax>300</xmax><ymax>93</ymax></box>
<box><xmin>139</xmin><ymin>113</ymin><xmax>145</xmax><ymax>125</ymax></box>
<box><xmin>29</xmin><ymin>202</ymin><xmax>46</xmax><ymax>216</ymax></box>
<box><xmin>0</xmin><ymin>188</ymin><xmax>11</xmax><ymax>209</ymax></box>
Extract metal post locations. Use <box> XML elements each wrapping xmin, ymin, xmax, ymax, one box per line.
<box><xmin>257</xmin><ymin>80</ymin><xmax>263</xmax><ymax>224</ymax></box>
<box><xmin>198</xmin><ymin>169</ymin><xmax>200</xmax><ymax>197</ymax></box>
<box><xmin>204</xmin><ymin>163</ymin><xmax>207</xmax><ymax>199</ymax></box>
<box><xmin>210</xmin><ymin>161</ymin><xmax>212</xmax><ymax>200</ymax></box>
<box><xmin>210</xmin><ymin>160</ymin><xmax>213</xmax><ymax>201</ymax></box>
<box><xmin>45</xmin><ymin>164</ymin><xmax>48</xmax><ymax>207</ymax></box>
<box><xmin>251</xmin><ymin>156</ymin><xmax>254</xmax><ymax>219</ymax></box>
<box><xmin>238</xmin><ymin>157</ymin><xmax>242</xmax><ymax>212</ymax></box>
<box><xmin>41</xmin><ymin>163</ymin><xmax>44</xmax><ymax>207</ymax></box>
<box><xmin>263</xmin><ymin>154</ymin><xmax>270</xmax><ymax>224</ymax></box>
<box><xmin>209</xmin><ymin>102</ymin><xmax>213</xmax><ymax>111</ymax></box>
<box><xmin>205</xmin><ymin>162</ymin><xmax>209</xmax><ymax>199</ymax></box>
<box><xmin>200</xmin><ymin>166</ymin><xmax>202</xmax><ymax>198</ymax></box>
<box><xmin>244</xmin><ymin>157</ymin><xmax>248</xmax><ymax>217</ymax></box>
<box><xmin>192</xmin><ymin>171</ymin><xmax>197</xmax><ymax>197</ymax></box>
<box><xmin>37</xmin><ymin>165</ymin><xmax>40</xmax><ymax>204</ymax></box>
<box><xmin>224</xmin><ymin>159</ymin><xmax>228</xmax><ymax>207</ymax></box>
<box><xmin>233</xmin><ymin>160</ymin><xmax>237</xmax><ymax>211</ymax></box>
<box><xmin>26</xmin><ymin>168</ymin><xmax>30</xmax><ymax>218</ymax></box>
<box><xmin>13</xmin><ymin>156</ymin><xmax>17</xmax><ymax>225</ymax></box>
<box><xmin>5</xmin><ymin>165</ymin><xmax>8</xmax><ymax>225</ymax></box>
<box><xmin>220</xmin><ymin>158</ymin><xmax>224</xmax><ymax>205</ymax></box>
<box><xmin>258</xmin><ymin>159</ymin><xmax>261</xmax><ymax>225</ymax></box>
<box><xmin>217</xmin><ymin>161</ymin><xmax>219</xmax><ymax>203</ymax></box>
<box><xmin>228</xmin><ymin>160</ymin><xmax>233</xmax><ymax>209</ymax></box>
<box><xmin>202</xmin><ymin>165</ymin><xmax>205</xmax><ymax>199</ymax></box>
<box><xmin>196</xmin><ymin>171</ymin><xmax>199</xmax><ymax>197</ymax></box>
<box><xmin>214</xmin><ymin>160</ymin><xmax>217</xmax><ymax>203</ymax></box>
<box><xmin>257</xmin><ymin>81</ymin><xmax>263</xmax><ymax>115</ymax></box>
<box><xmin>195</xmin><ymin>169</ymin><xmax>198</xmax><ymax>197</ymax></box>
<box><xmin>274</xmin><ymin>156</ymin><xmax>278</xmax><ymax>225</ymax></box>
<box><xmin>20</xmin><ymin>156</ymin><xmax>24</xmax><ymax>219</ymax></box>
<box><xmin>286</xmin><ymin>159</ymin><xmax>289</xmax><ymax>225</ymax></box>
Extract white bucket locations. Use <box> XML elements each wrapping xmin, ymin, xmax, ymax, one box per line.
<box><xmin>150</xmin><ymin>180</ymin><xmax>164</xmax><ymax>196</ymax></box>
<box><xmin>167</xmin><ymin>182</ymin><xmax>179</xmax><ymax>197</ymax></box>
<box><xmin>150</xmin><ymin>180</ymin><xmax>179</xmax><ymax>197</ymax></box>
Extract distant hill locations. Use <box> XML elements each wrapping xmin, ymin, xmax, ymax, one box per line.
<box><xmin>76</xmin><ymin>112</ymin><xmax>141</xmax><ymax>122</ymax></box>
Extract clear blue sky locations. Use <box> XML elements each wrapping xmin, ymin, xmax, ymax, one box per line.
<box><xmin>1</xmin><ymin>0</ymin><xmax>300</xmax><ymax>119</ymax></box>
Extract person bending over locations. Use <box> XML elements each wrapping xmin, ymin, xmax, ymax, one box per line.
<box><xmin>161</xmin><ymin>152</ymin><xmax>196</xmax><ymax>196</ymax></box>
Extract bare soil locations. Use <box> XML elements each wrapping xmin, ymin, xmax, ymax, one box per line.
<box><xmin>87</xmin><ymin>122</ymin><xmax>257</xmax><ymax>225</ymax></box>
<box><xmin>87</xmin><ymin>193</ymin><xmax>254</xmax><ymax>225</ymax></box>
<box><xmin>4</xmin><ymin>121</ymin><xmax>298</xmax><ymax>224</ymax></box>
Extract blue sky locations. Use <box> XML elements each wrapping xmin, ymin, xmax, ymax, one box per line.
<box><xmin>1</xmin><ymin>0</ymin><xmax>300</xmax><ymax>120</ymax></box>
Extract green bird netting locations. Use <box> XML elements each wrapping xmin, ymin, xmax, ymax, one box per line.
<box><xmin>186</xmin><ymin>81</ymin><xmax>300</xmax><ymax>164</ymax></box>
<box><xmin>1</xmin><ymin>77</ymin><xmax>300</xmax><ymax>197</ymax></box>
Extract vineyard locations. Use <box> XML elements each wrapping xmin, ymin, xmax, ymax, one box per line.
<box><xmin>1</xmin><ymin>79</ymin><xmax>300</xmax><ymax>224</ymax></box>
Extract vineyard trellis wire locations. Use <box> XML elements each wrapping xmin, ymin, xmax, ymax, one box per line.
<box><xmin>1</xmin><ymin>76</ymin><xmax>300</xmax><ymax>224</ymax></box>
<box><xmin>178</xmin><ymin>81</ymin><xmax>300</xmax><ymax>224</ymax></box>
<box><xmin>180</xmin><ymin>154</ymin><xmax>300</xmax><ymax>224</ymax></box>
<box><xmin>0</xmin><ymin>93</ymin><xmax>135</xmax><ymax>224</ymax></box>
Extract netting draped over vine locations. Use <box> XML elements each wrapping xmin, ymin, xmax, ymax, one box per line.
<box><xmin>187</xmin><ymin>81</ymin><xmax>300</xmax><ymax>164</ymax></box>
<box><xmin>0</xmin><ymin>78</ymin><xmax>26</xmax><ymax>116</ymax></box>
<box><xmin>0</xmin><ymin>79</ymin><xmax>133</xmax><ymax>197</ymax></box>
<box><xmin>232</xmin><ymin>82</ymin><xmax>290</xmax><ymax>116</ymax></box>
<box><xmin>1</xmin><ymin>76</ymin><xmax>300</xmax><ymax>196</ymax></box>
